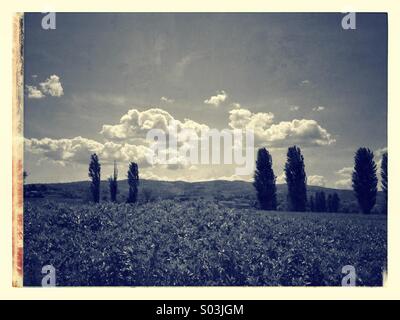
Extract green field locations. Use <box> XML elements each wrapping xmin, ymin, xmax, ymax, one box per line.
<box><xmin>24</xmin><ymin>198</ymin><xmax>387</xmax><ymax>286</ymax></box>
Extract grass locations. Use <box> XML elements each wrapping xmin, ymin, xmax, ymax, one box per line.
<box><xmin>24</xmin><ymin>199</ymin><xmax>387</xmax><ymax>286</ymax></box>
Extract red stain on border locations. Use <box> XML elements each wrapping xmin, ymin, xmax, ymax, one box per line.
<box><xmin>12</xmin><ymin>13</ymin><xmax>24</xmax><ymax>287</ymax></box>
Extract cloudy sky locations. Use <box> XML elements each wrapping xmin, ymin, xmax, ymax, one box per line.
<box><xmin>24</xmin><ymin>13</ymin><xmax>387</xmax><ymax>189</ymax></box>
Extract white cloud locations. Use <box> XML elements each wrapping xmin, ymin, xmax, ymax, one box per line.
<box><xmin>160</xmin><ymin>96</ymin><xmax>174</xmax><ymax>103</ymax></box>
<box><xmin>334</xmin><ymin>166</ymin><xmax>353</xmax><ymax>189</ymax></box>
<box><xmin>265</xmin><ymin>119</ymin><xmax>334</xmax><ymax>146</ymax></box>
<box><xmin>313</xmin><ymin>106</ymin><xmax>325</xmax><ymax>112</ymax></box>
<box><xmin>229</xmin><ymin>108</ymin><xmax>335</xmax><ymax>147</ymax></box>
<box><xmin>308</xmin><ymin>175</ymin><xmax>326</xmax><ymax>187</ymax></box>
<box><xmin>39</xmin><ymin>74</ymin><xmax>64</xmax><ymax>97</ymax></box>
<box><xmin>290</xmin><ymin>105</ymin><xmax>300</xmax><ymax>111</ymax></box>
<box><xmin>26</xmin><ymin>85</ymin><xmax>45</xmax><ymax>99</ymax></box>
<box><xmin>101</xmin><ymin>108</ymin><xmax>209</xmax><ymax>142</ymax></box>
<box><xmin>229</xmin><ymin>108</ymin><xmax>274</xmax><ymax>130</ymax></box>
<box><xmin>26</xmin><ymin>106</ymin><xmax>337</xmax><ymax>181</ymax></box>
<box><xmin>25</xmin><ymin>136</ymin><xmax>152</xmax><ymax>167</ymax></box>
<box><xmin>336</xmin><ymin>167</ymin><xmax>353</xmax><ymax>177</ymax></box>
<box><xmin>26</xmin><ymin>74</ymin><xmax>64</xmax><ymax>99</ymax></box>
<box><xmin>335</xmin><ymin>178</ymin><xmax>352</xmax><ymax>189</ymax></box>
<box><xmin>204</xmin><ymin>90</ymin><xmax>227</xmax><ymax>107</ymax></box>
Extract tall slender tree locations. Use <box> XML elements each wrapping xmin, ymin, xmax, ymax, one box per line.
<box><xmin>381</xmin><ymin>152</ymin><xmax>388</xmax><ymax>214</ymax></box>
<box><xmin>352</xmin><ymin>148</ymin><xmax>378</xmax><ymax>214</ymax></box>
<box><xmin>108</xmin><ymin>160</ymin><xmax>118</xmax><ymax>202</ymax></box>
<box><xmin>285</xmin><ymin>146</ymin><xmax>307</xmax><ymax>212</ymax></box>
<box><xmin>253</xmin><ymin>148</ymin><xmax>277</xmax><ymax>210</ymax></box>
<box><xmin>127</xmin><ymin>162</ymin><xmax>139</xmax><ymax>203</ymax></box>
<box><xmin>88</xmin><ymin>153</ymin><xmax>101</xmax><ymax>203</ymax></box>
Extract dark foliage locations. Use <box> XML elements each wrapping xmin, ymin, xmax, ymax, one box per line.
<box><xmin>253</xmin><ymin>148</ymin><xmax>277</xmax><ymax>210</ymax></box>
<box><xmin>381</xmin><ymin>152</ymin><xmax>387</xmax><ymax>214</ymax></box>
<box><xmin>23</xmin><ymin>199</ymin><xmax>387</xmax><ymax>286</ymax></box>
<box><xmin>142</xmin><ymin>188</ymin><xmax>155</xmax><ymax>203</ymax></box>
<box><xmin>88</xmin><ymin>154</ymin><xmax>101</xmax><ymax>203</ymax></box>
<box><xmin>108</xmin><ymin>160</ymin><xmax>118</xmax><ymax>202</ymax></box>
<box><xmin>315</xmin><ymin>191</ymin><xmax>327</xmax><ymax>212</ymax></box>
<box><xmin>285</xmin><ymin>146</ymin><xmax>307</xmax><ymax>212</ymax></box>
<box><xmin>127</xmin><ymin>162</ymin><xmax>139</xmax><ymax>203</ymax></box>
<box><xmin>352</xmin><ymin>148</ymin><xmax>378</xmax><ymax>214</ymax></box>
<box><xmin>309</xmin><ymin>195</ymin><xmax>315</xmax><ymax>212</ymax></box>
<box><xmin>327</xmin><ymin>193</ymin><xmax>340</xmax><ymax>213</ymax></box>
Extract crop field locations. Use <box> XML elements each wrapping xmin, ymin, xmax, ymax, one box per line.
<box><xmin>24</xmin><ymin>199</ymin><xmax>387</xmax><ymax>286</ymax></box>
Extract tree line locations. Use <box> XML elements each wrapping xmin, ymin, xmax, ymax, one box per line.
<box><xmin>254</xmin><ymin>146</ymin><xmax>388</xmax><ymax>214</ymax></box>
<box><xmin>88</xmin><ymin>154</ymin><xmax>139</xmax><ymax>204</ymax></box>
<box><xmin>86</xmin><ymin>145</ymin><xmax>388</xmax><ymax>214</ymax></box>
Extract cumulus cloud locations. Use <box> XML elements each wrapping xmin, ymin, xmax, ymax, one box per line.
<box><xmin>290</xmin><ymin>105</ymin><xmax>300</xmax><ymax>111</ymax></box>
<box><xmin>160</xmin><ymin>96</ymin><xmax>174</xmax><ymax>103</ymax></box>
<box><xmin>25</xmin><ymin>136</ymin><xmax>152</xmax><ymax>167</ymax></box>
<box><xmin>26</xmin><ymin>85</ymin><xmax>45</xmax><ymax>99</ymax></box>
<box><xmin>204</xmin><ymin>90</ymin><xmax>227</xmax><ymax>107</ymax></box>
<box><xmin>308</xmin><ymin>175</ymin><xmax>326</xmax><ymax>187</ymax></box>
<box><xmin>335</xmin><ymin>179</ymin><xmax>352</xmax><ymax>189</ymax></box>
<box><xmin>336</xmin><ymin>167</ymin><xmax>353</xmax><ymax>176</ymax></box>
<box><xmin>26</xmin><ymin>108</ymin><xmax>215</xmax><ymax>171</ymax></box>
<box><xmin>26</xmin><ymin>106</ymin><xmax>337</xmax><ymax>179</ymax></box>
<box><xmin>229</xmin><ymin>108</ymin><xmax>274</xmax><ymax>131</ymax></box>
<box><xmin>335</xmin><ymin>166</ymin><xmax>353</xmax><ymax>189</ymax></box>
<box><xmin>26</xmin><ymin>74</ymin><xmax>64</xmax><ymax>99</ymax></box>
<box><xmin>101</xmin><ymin>108</ymin><xmax>209</xmax><ymax>142</ymax></box>
<box><xmin>39</xmin><ymin>75</ymin><xmax>64</xmax><ymax>97</ymax></box>
<box><xmin>229</xmin><ymin>108</ymin><xmax>335</xmax><ymax>147</ymax></box>
<box><xmin>313</xmin><ymin>106</ymin><xmax>325</xmax><ymax>112</ymax></box>
<box><xmin>300</xmin><ymin>80</ymin><xmax>310</xmax><ymax>86</ymax></box>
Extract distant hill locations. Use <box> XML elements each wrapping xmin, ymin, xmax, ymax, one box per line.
<box><xmin>25</xmin><ymin>179</ymin><xmax>385</xmax><ymax>213</ymax></box>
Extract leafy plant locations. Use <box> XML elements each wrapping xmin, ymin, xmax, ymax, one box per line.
<box><xmin>108</xmin><ymin>160</ymin><xmax>118</xmax><ymax>202</ymax></box>
<box><xmin>88</xmin><ymin>154</ymin><xmax>101</xmax><ymax>203</ymax></box>
<box><xmin>285</xmin><ymin>146</ymin><xmax>307</xmax><ymax>212</ymax></box>
<box><xmin>253</xmin><ymin>148</ymin><xmax>277</xmax><ymax>210</ymax></box>
<box><xmin>127</xmin><ymin>162</ymin><xmax>139</xmax><ymax>204</ymax></box>
<box><xmin>24</xmin><ymin>199</ymin><xmax>387</xmax><ymax>286</ymax></box>
<box><xmin>352</xmin><ymin>148</ymin><xmax>378</xmax><ymax>214</ymax></box>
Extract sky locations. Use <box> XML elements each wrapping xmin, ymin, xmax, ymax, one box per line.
<box><xmin>23</xmin><ymin>13</ymin><xmax>387</xmax><ymax>189</ymax></box>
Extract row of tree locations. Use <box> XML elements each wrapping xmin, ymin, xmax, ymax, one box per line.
<box><xmin>87</xmin><ymin>145</ymin><xmax>388</xmax><ymax>214</ymax></box>
<box><xmin>254</xmin><ymin>146</ymin><xmax>388</xmax><ymax>214</ymax></box>
<box><xmin>88</xmin><ymin>154</ymin><xmax>139</xmax><ymax>204</ymax></box>
<box><xmin>309</xmin><ymin>192</ymin><xmax>340</xmax><ymax>213</ymax></box>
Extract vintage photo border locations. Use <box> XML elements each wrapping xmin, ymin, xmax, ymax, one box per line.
<box><xmin>4</xmin><ymin>0</ymin><xmax>399</xmax><ymax>299</ymax></box>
